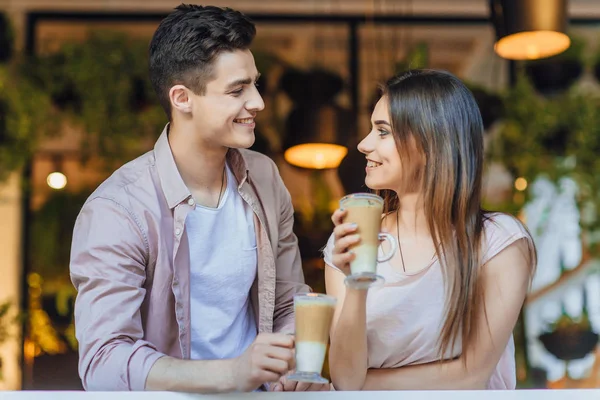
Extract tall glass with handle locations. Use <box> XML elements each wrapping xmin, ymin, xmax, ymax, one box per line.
<box><xmin>339</xmin><ymin>193</ymin><xmax>397</xmax><ymax>289</ymax></box>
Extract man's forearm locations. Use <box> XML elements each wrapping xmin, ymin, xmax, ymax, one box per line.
<box><xmin>363</xmin><ymin>359</ymin><xmax>487</xmax><ymax>391</ymax></box>
<box><xmin>146</xmin><ymin>356</ymin><xmax>237</xmax><ymax>393</ymax></box>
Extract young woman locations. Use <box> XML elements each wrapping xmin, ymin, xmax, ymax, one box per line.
<box><xmin>324</xmin><ymin>69</ymin><xmax>536</xmax><ymax>391</ymax></box>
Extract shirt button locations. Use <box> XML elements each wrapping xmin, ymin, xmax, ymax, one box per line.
<box><xmin>187</xmin><ymin>198</ymin><xmax>195</xmax><ymax>206</ymax></box>
<box><xmin>175</xmin><ymin>227</ymin><xmax>182</xmax><ymax>236</ymax></box>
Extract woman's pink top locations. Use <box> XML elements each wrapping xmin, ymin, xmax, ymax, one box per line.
<box><xmin>323</xmin><ymin>213</ymin><xmax>532</xmax><ymax>389</ymax></box>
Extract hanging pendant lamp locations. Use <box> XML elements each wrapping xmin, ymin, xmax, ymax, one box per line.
<box><xmin>490</xmin><ymin>0</ymin><xmax>570</xmax><ymax>60</ymax></box>
<box><xmin>281</xmin><ymin>68</ymin><xmax>351</xmax><ymax>170</ymax></box>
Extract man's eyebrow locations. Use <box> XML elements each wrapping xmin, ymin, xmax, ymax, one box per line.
<box><xmin>225</xmin><ymin>73</ymin><xmax>261</xmax><ymax>90</ymax></box>
<box><xmin>373</xmin><ymin>120</ymin><xmax>391</xmax><ymax>127</ymax></box>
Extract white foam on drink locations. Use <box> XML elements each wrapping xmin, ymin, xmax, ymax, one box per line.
<box><xmin>296</xmin><ymin>341</ymin><xmax>328</xmax><ymax>373</ymax></box>
<box><xmin>350</xmin><ymin>243</ymin><xmax>379</xmax><ymax>274</ymax></box>
<box><xmin>341</xmin><ymin>196</ymin><xmax>381</xmax><ymax>208</ymax></box>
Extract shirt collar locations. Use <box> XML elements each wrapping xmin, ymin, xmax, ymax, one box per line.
<box><xmin>154</xmin><ymin>124</ymin><xmax>250</xmax><ymax>209</ymax></box>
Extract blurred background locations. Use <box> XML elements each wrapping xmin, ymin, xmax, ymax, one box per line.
<box><xmin>1</xmin><ymin>0</ymin><xmax>600</xmax><ymax>391</ymax></box>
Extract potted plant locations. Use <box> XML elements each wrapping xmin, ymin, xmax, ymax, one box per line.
<box><xmin>539</xmin><ymin>311</ymin><xmax>598</xmax><ymax>365</ymax></box>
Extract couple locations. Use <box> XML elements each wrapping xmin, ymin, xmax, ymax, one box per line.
<box><xmin>69</xmin><ymin>4</ymin><xmax>536</xmax><ymax>393</ymax></box>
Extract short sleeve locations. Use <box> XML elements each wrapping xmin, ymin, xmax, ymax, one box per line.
<box><xmin>482</xmin><ymin>213</ymin><xmax>534</xmax><ymax>265</ymax></box>
<box><xmin>322</xmin><ymin>232</ymin><xmax>343</xmax><ymax>273</ymax></box>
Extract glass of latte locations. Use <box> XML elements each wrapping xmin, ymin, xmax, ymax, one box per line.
<box><xmin>288</xmin><ymin>293</ymin><xmax>336</xmax><ymax>384</ymax></box>
<box><xmin>339</xmin><ymin>193</ymin><xmax>397</xmax><ymax>289</ymax></box>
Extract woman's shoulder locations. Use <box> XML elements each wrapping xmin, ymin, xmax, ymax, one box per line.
<box><xmin>481</xmin><ymin>212</ymin><xmax>534</xmax><ymax>264</ymax></box>
<box><xmin>483</xmin><ymin>212</ymin><xmax>529</xmax><ymax>235</ymax></box>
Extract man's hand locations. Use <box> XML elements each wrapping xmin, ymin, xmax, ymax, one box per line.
<box><xmin>269</xmin><ymin>374</ymin><xmax>331</xmax><ymax>392</ymax></box>
<box><xmin>232</xmin><ymin>333</ymin><xmax>295</xmax><ymax>392</ymax></box>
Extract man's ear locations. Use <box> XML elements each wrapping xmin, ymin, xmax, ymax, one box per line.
<box><xmin>169</xmin><ymin>84</ymin><xmax>192</xmax><ymax>114</ymax></box>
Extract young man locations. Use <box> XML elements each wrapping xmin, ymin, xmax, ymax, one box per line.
<box><xmin>70</xmin><ymin>4</ymin><xmax>325</xmax><ymax>393</ymax></box>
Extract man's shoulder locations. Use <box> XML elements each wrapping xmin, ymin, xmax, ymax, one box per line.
<box><xmin>86</xmin><ymin>150</ymin><xmax>156</xmax><ymax>206</ymax></box>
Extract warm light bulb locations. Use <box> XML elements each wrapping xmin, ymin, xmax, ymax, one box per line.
<box><xmin>515</xmin><ymin>177</ymin><xmax>528</xmax><ymax>192</ymax></box>
<box><xmin>526</xmin><ymin>44</ymin><xmax>540</xmax><ymax>60</ymax></box>
<box><xmin>47</xmin><ymin>172</ymin><xmax>67</xmax><ymax>190</ymax></box>
<box><xmin>494</xmin><ymin>31</ymin><xmax>570</xmax><ymax>60</ymax></box>
<box><xmin>284</xmin><ymin>143</ymin><xmax>348</xmax><ymax>170</ymax></box>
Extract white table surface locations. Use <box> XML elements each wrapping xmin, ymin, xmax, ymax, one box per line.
<box><xmin>1</xmin><ymin>390</ymin><xmax>599</xmax><ymax>399</ymax></box>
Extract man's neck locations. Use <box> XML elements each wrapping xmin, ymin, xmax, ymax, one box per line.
<box><xmin>168</xmin><ymin>121</ymin><xmax>228</xmax><ymax>206</ymax></box>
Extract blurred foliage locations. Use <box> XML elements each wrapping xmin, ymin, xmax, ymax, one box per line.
<box><xmin>24</xmin><ymin>31</ymin><xmax>166</xmax><ymax>168</ymax></box>
<box><xmin>0</xmin><ymin>13</ymin><xmax>51</xmax><ymax>181</ymax></box>
<box><xmin>0</xmin><ymin>26</ymin><xmax>168</xmax><ymax>183</ymax></box>
<box><xmin>0</xmin><ymin>63</ymin><xmax>53</xmax><ymax>182</ymax></box>
<box><xmin>27</xmin><ymin>273</ymin><xmax>71</xmax><ymax>355</ymax></box>
<box><xmin>490</xmin><ymin>74</ymin><xmax>600</xmax><ymax>257</ymax></box>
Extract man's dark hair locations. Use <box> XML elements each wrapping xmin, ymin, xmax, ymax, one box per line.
<box><xmin>149</xmin><ymin>4</ymin><xmax>256</xmax><ymax>118</ymax></box>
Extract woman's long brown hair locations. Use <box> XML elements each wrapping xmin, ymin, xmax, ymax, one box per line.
<box><xmin>378</xmin><ymin>69</ymin><xmax>519</xmax><ymax>360</ymax></box>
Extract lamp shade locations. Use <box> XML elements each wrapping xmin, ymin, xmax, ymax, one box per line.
<box><xmin>490</xmin><ymin>0</ymin><xmax>570</xmax><ymax>60</ymax></box>
<box><xmin>280</xmin><ymin>68</ymin><xmax>353</xmax><ymax>170</ymax></box>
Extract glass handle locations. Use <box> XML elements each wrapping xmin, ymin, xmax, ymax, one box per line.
<box><xmin>377</xmin><ymin>232</ymin><xmax>397</xmax><ymax>262</ymax></box>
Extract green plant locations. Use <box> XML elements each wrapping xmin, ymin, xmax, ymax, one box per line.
<box><xmin>0</xmin><ymin>12</ymin><xmax>53</xmax><ymax>182</ymax></box>
<box><xmin>0</xmin><ymin>66</ymin><xmax>52</xmax><ymax>181</ymax></box>
<box><xmin>26</xmin><ymin>31</ymin><xmax>166</xmax><ymax>168</ymax></box>
<box><xmin>492</xmin><ymin>73</ymin><xmax>600</xmax><ymax>255</ymax></box>
<box><xmin>491</xmin><ymin>76</ymin><xmax>562</xmax><ymax>180</ymax></box>
<box><xmin>0</xmin><ymin>18</ymin><xmax>54</xmax><ymax>183</ymax></box>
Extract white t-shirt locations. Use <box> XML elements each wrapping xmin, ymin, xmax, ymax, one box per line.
<box><xmin>186</xmin><ymin>164</ymin><xmax>258</xmax><ymax>360</ymax></box>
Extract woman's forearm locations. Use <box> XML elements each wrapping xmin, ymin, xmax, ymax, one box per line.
<box><xmin>328</xmin><ymin>288</ymin><xmax>369</xmax><ymax>390</ymax></box>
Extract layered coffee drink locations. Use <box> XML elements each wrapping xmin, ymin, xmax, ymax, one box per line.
<box><xmin>288</xmin><ymin>293</ymin><xmax>336</xmax><ymax>384</ymax></box>
<box><xmin>339</xmin><ymin>193</ymin><xmax>396</xmax><ymax>289</ymax></box>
